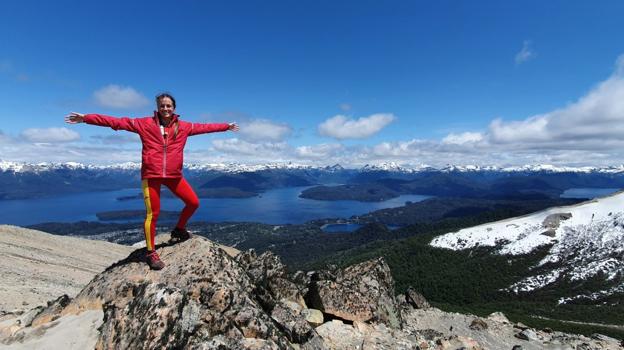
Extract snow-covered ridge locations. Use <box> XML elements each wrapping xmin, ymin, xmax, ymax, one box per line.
<box><xmin>0</xmin><ymin>160</ymin><xmax>141</xmax><ymax>173</ymax></box>
<box><xmin>3</xmin><ymin>160</ymin><xmax>624</xmax><ymax>174</ymax></box>
<box><xmin>185</xmin><ymin>162</ymin><xmax>318</xmax><ymax>173</ymax></box>
<box><xmin>438</xmin><ymin>164</ymin><xmax>624</xmax><ymax>173</ymax></box>
<box><xmin>431</xmin><ymin>192</ymin><xmax>624</xmax><ymax>301</ymax></box>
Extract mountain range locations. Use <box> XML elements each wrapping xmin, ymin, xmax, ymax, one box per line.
<box><xmin>3</xmin><ymin>160</ymin><xmax>624</xmax><ymax>200</ymax></box>
<box><xmin>4</xmin><ymin>160</ymin><xmax>624</xmax><ymax>174</ymax></box>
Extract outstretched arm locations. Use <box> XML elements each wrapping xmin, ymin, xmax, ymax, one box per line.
<box><xmin>189</xmin><ymin>122</ymin><xmax>239</xmax><ymax>136</ymax></box>
<box><xmin>65</xmin><ymin>112</ymin><xmax>138</xmax><ymax>133</ymax></box>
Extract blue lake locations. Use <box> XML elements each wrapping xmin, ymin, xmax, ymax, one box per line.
<box><xmin>2</xmin><ymin>186</ymin><xmax>617</xmax><ymax>228</ymax></box>
<box><xmin>0</xmin><ymin>186</ymin><xmax>431</xmax><ymax>226</ymax></box>
<box><xmin>560</xmin><ymin>187</ymin><xmax>621</xmax><ymax>199</ymax></box>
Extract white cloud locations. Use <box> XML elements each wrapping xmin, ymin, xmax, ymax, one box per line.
<box><xmin>489</xmin><ymin>56</ymin><xmax>624</xmax><ymax>149</ymax></box>
<box><xmin>318</xmin><ymin>113</ymin><xmax>395</xmax><ymax>140</ymax></box>
<box><xmin>488</xmin><ymin>116</ymin><xmax>549</xmax><ymax>143</ymax></box>
<box><xmin>372</xmin><ymin>140</ymin><xmax>427</xmax><ymax>157</ymax></box>
<box><xmin>515</xmin><ymin>40</ymin><xmax>536</xmax><ymax>64</ymax></box>
<box><xmin>93</xmin><ymin>84</ymin><xmax>149</xmax><ymax>109</ymax></box>
<box><xmin>90</xmin><ymin>134</ymin><xmax>140</xmax><ymax>144</ymax></box>
<box><xmin>356</xmin><ymin>55</ymin><xmax>624</xmax><ymax>166</ymax></box>
<box><xmin>212</xmin><ymin>138</ymin><xmax>288</xmax><ymax>156</ymax></box>
<box><xmin>442</xmin><ymin>132</ymin><xmax>484</xmax><ymax>145</ymax></box>
<box><xmin>21</xmin><ymin>127</ymin><xmax>80</xmax><ymax>143</ymax></box>
<box><xmin>295</xmin><ymin>143</ymin><xmax>344</xmax><ymax>159</ymax></box>
<box><xmin>0</xmin><ymin>143</ymin><xmax>141</xmax><ymax>164</ymax></box>
<box><xmin>239</xmin><ymin>119</ymin><xmax>292</xmax><ymax>142</ymax></box>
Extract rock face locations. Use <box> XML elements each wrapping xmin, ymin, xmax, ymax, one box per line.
<box><xmin>405</xmin><ymin>287</ymin><xmax>431</xmax><ymax>310</ymax></box>
<box><xmin>1</xmin><ymin>235</ymin><xmax>622</xmax><ymax>350</ymax></box>
<box><xmin>307</xmin><ymin>257</ymin><xmax>402</xmax><ymax>329</ymax></box>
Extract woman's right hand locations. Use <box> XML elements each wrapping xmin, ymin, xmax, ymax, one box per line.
<box><xmin>65</xmin><ymin>112</ymin><xmax>85</xmax><ymax>124</ymax></box>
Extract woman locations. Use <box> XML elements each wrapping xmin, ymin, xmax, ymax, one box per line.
<box><xmin>65</xmin><ymin>93</ymin><xmax>239</xmax><ymax>270</ymax></box>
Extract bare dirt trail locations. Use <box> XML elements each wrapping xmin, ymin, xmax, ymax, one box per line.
<box><xmin>531</xmin><ymin>316</ymin><xmax>624</xmax><ymax>331</ymax></box>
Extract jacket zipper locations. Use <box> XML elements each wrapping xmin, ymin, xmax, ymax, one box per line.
<box><xmin>162</xmin><ymin>128</ymin><xmax>168</xmax><ymax>177</ymax></box>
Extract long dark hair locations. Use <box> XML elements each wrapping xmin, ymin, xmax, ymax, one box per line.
<box><xmin>156</xmin><ymin>92</ymin><xmax>176</xmax><ymax>109</ymax></box>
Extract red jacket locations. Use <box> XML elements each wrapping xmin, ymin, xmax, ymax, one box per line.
<box><xmin>84</xmin><ymin>113</ymin><xmax>230</xmax><ymax>179</ymax></box>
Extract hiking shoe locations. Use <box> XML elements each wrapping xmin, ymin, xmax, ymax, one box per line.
<box><xmin>146</xmin><ymin>250</ymin><xmax>165</xmax><ymax>270</ymax></box>
<box><xmin>171</xmin><ymin>227</ymin><xmax>191</xmax><ymax>241</ymax></box>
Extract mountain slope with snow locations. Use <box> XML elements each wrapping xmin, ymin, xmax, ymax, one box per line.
<box><xmin>431</xmin><ymin>192</ymin><xmax>624</xmax><ymax>303</ymax></box>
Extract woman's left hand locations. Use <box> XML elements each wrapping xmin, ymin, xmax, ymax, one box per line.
<box><xmin>228</xmin><ymin>123</ymin><xmax>239</xmax><ymax>132</ymax></box>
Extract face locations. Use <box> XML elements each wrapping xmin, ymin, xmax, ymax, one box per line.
<box><xmin>157</xmin><ymin>97</ymin><xmax>175</xmax><ymax>119</ymax></box>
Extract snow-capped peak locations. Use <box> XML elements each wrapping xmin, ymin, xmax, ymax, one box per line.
<box><xmin>359</xmin><ymin>162</ymin><xmax>432</xmax><ymax>173</ymax></box>
<box><xmin>0</xmin><ymin>160</ymin><xmax>25</xmax><ymax>172</ymax></box>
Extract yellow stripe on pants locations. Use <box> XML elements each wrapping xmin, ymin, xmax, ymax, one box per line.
<box><xmin>142</xmin><ymin>179</ymin><xmax>153</xmax><ymax>251</ymax></box>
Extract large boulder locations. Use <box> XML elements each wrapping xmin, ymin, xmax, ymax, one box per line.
<box><xmin>307</xmin><ymin>257</ymin><xmax>402</xmax><ymax>328</ymax></box>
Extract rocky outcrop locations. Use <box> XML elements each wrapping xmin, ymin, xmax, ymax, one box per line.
<box><xmin>542</xmin><ymin>212</ymin><xmax>573</xmax><ymax>229</ymax></box>
<box><xmin>307</xmin><ymin>257</ymin><xmax>402</xmax><ymax>329</ymax></box>
<box><xmin>1</xmin><ymin>235</ymin><xmax>622</xmax><ymax>350</ymax></box>
<box><xmin>404</xmin><ymin>287</ymin><xmax>430</xmax><ymax>310</ymax></box>
<box><xmin>89</xmin><ymin>239</ymin><xmax>327</xmax><ymax>349</ymax></box>
<box><xmin>541</xmin><ymin>212</ymin><xmax>573</xmax><ymax>236</ymax></box>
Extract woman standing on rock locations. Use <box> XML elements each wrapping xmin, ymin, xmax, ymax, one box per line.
<box><xmin>65</xmin><ymin>93</ymin><xmax>239</xmax><ymax>270</ymax></box>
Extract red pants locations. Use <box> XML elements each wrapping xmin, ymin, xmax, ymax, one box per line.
<box><xmin>141</xmin><ymin>177</ymin><xmax>199</xmax><ymax>251</ymax></box>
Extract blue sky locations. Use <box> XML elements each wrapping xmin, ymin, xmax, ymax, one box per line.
<box><xmin>2</xmin><ymin>0</ymin><xmax>624</xmax><ymax>167</ymax></box>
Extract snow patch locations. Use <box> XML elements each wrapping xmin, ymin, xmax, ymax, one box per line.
<box><xmin>509</xmin><ymin>269</ymin><xmax>564</xmax><ymax>293</ymax></box>
<box><xmin>558</xmin><ymin>283</ymin><xmax>624</xmax><ymax>305</ymax></box>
